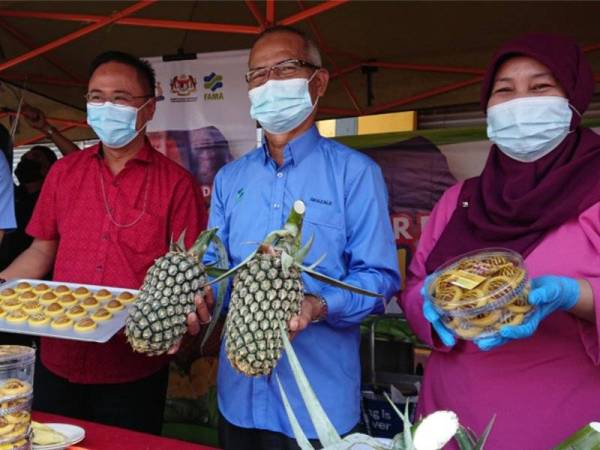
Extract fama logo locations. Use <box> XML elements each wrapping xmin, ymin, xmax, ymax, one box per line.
<box><xmin>203</xmin><ymin>72</ymin><xmax>224</xmax><ymax>100</ymax></box>
<box><xmin>170</xmin><ymin>74</ymin><xmax>197</xmax><ymax>96</ymax></box>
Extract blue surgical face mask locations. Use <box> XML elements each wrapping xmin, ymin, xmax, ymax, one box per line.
<box><xmin>486</xmin><ymin>96</ymin><xmax>574</xmax><ymax>162</ymax></box>
<box><xmin>248</xmin><ymin>71</ymin><xmax>318</xmax><ymax>135</ymax></box>
<box><xmin>87</xmin><ymin>100</ymin><xmax>151</xmax><ymax>149</ymax></box>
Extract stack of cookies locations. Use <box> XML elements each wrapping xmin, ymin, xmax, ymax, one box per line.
<box><xmin>0</xmin><ymin>346</ymin><xmax>35</xmax><ymax>450</ymax></box>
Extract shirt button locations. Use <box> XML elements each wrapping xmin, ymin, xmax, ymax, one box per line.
<box><xmin>96</xmin><ymin>265</ymin><xmax>103</xmax><ymax>272</ymax></box>
<box><xmin>102</xmin><ymin>233</ymin><xmax>109</xmax><ymax>240</ymax></box>
<box><xmin>273</xmin><ymin>203</ymin><xmax>280</xmax><ymax>209</ymax></box>
<box><xmin>276</xmin><ymin>172</ymin><xmax>283</xmax><ymax>178</ymax></box>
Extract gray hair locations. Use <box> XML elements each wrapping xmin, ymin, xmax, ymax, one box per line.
<box><xmin>252</xmin><ymin>25</ymin><xmax>322</xmax><ymax>67</ymax></box>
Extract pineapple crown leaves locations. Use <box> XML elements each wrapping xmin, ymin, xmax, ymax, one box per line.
<box><xmin>189</xmin><ymin>228</ymin><xmax>219</xmax><ymax>260</ymax></box>
<box><xmin>200</xmin><ymin>230</ymin><xmax>230</xmax><ymax>350</ymax></box>
<box><xmin>279</xmin><ymin>320</ymin><xmax>398</xmax><ymax>450</ymax></box>
<box><xmin>169</xmin><ymin>230</ymin><xmax>187</xmax><ymax>253</ymax></box>
<box><xmin>278</xmin><ymin>320</ymin><xmax>343</xmax><ymax>448</ymax></box>
<box><xmin>204</xmin><ymin>201</ymin><xmax>307</xmax><ymax>288</ymax></box>
<box><xmin>278</xmin><ymin>309</ymin><xmax>494</xmax><ymax>450</ymax></box>
<box><xmin>383</xmin><ymin>392</ymin><xmax>414</xmax><ymax>450</ymax></box>
<box><xmin>205</xmin><ymin>200</ymin><xmax>383</xmax><ymax>298</ymax></box>
<box><xmin>170</xmin><ymin>228</ymin><xmax>219</xmax><ymax>261</ymax></box>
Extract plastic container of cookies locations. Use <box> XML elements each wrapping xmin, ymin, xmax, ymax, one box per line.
<box><xmin>426</xmin><ymin>248</ymin><xmax>534</xmax><ymax>340</ymax></box>
<box><xmin>0</xmin><ymin>346</ymin><xmax>34</xmax><ymax>449</ymax></box>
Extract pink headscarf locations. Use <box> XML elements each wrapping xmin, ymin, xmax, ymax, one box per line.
<box><xmin>426</xmin><ymin>33</ymin><xmax>599</xmax><ymax>272</ymax></box>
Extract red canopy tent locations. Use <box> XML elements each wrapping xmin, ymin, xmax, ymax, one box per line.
<box><xmin>0</xmin><ymin>1</ymin><xmax>598</xmax><ymax>146</ymax></box>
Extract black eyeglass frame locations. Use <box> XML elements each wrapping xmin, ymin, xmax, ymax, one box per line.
<box><xmin>84</xmin><ymin>93</ymin><xmax>155</xmax><ymax>105</ymax></box>
<box><xmin>245</xmin><ymin>58</ymin><xmax>321</xmax><ymax>84</ymax></box>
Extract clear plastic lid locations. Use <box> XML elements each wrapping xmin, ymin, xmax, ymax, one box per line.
<box><xmin>428</xmin><ymin>248</ymin><xmax>529</xmax><ymax>319</ymax></box>
<box><xmin>0</xmin><ymin>347</ymin><xmax>35</xmax><ymax>370</ymax></box>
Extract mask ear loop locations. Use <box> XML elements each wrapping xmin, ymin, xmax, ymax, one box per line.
<box><xmin>135</xmin><ymin>97</ymin><xmax>155</xmax><ymax>134</ymax></box>
<box><xmin>306</xmin><ymin>69</ymin><xmax>321</xmax><ymax>111</ymax></box>
<box><xmin>567</xmin><ymin>102</ymin><xmax>582</xmax><ymax>134</ymax></box>
<box><xmin>111</xmin><ymin>97</ymin><xmax>155</xmax><ymax>147</ymax></box>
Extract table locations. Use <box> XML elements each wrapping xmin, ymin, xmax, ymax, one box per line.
<box><xmin>32</xmin><ymin>412</ymin><xmax>220</xmax><ymax>450</ymax></box>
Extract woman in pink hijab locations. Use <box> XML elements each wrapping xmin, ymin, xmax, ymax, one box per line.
<box><xmin>401</xmin><ymin>33</ymin><xmax>600</xmax><ymax>448</ymax></box>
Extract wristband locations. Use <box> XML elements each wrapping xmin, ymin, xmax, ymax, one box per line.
<box><xmin>306</xmin><ymin>292</ymin><xmax>328</xmax><ymax>322</ymax></box>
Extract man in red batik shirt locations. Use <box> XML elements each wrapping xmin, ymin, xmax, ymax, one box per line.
<box><xmin>0</xmin><ymin>51</ymin><xmax>210</xmax><ymax>434</ymax></box>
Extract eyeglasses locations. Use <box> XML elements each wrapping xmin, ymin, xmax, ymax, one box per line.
<box><xmin>85</xmin><ymin>92</ymin><xmax>154</xmax><ymax>106</ymax></box>
<box><xmin>245</xmin><ymin>59</ymin><xmax>320</xmax><ymax>86</ymax></box>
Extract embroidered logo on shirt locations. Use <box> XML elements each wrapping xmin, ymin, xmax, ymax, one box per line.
<box><xmin>309</xmin><ymin>197</ymin><xmax>332</xmax><ymax>206</ymax></box>
<box><xmin>235</xmin><ymin>188</ymin><xmax>245</xmax><ymax>202</ymax></box>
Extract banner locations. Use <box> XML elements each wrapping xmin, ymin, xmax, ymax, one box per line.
<box><xmin>361</xmin><ymin>136</ymin><xmax>461</xmax><ymax>312</ymax></box>
<box><xmin>146</xmin><ymin>49</ymin><xmax>257</xmax><ymax>204</ymax></box>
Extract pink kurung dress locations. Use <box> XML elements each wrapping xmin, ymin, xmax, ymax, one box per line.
<box><xmin>401</xmin><ymin>181</ymin><xmax>600</xmax><ymax>449</ymax></box>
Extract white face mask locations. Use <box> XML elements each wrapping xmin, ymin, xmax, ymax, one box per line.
<box><xmin>248</xmin><ymin>71</ymin><xmax>318</xmax><ymax>135</ymax></box>
<box><xmin>486</xmin><ymin>96</ymin><xmax>574</xmax><ymax>162</ymax></box>
<box><xmin>87</xmin><ymin>99</ymin><xmax>151</xmax><ymax>149</ymax></box>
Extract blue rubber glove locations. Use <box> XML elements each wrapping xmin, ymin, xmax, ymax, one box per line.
<box><xmin>475</xmin><ymin>275</ymin><xmax>580</xmax><ymax>351</ymax></box>
<box><xmin>421</xmin><ymin>276</ymin><xmax>455</xmax><ymax>347</ymax></box>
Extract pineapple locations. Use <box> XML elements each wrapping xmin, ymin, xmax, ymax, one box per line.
<box><xmin>126</xmin><ymin>229</ymin><xmax>225</xmax><ymax>356</ymax></box>
<box><xmin>208</xmin><ymin>200</ymin><xmax>382</xmax><ymax>376</ymax></box>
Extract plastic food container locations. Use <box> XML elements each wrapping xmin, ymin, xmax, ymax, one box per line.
<box><xmin>426</xmin><ymin>248</ymin><xmax>533</xmax><ymax>340</ymax></box>
<box><xmin>0</xmin><ymin>346</ymin><xmax>35</xmax><ymax>449</ymax></box>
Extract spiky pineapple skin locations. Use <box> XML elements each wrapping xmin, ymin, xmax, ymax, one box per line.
<box><xmin>126</xmin><ymin>251</ymin><xmax>206</xmax><ymax>356</ymax></box>
<box><xmin>225</xmin><ymin>254</ymin><xmax>304</xmax><ymax>376</ymax></box>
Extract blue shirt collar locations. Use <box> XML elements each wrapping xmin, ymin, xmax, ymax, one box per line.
<box><xmin>261</xmin><ymin>125</ymin><xmax>321</xmax><ymax>167</ymax></box>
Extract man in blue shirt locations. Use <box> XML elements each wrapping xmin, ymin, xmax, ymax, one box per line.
<box><xmin>0</xmin><ymin>126</ymin><xmax>16</xmax><ymax>246</ymax></box>
<box><xmin>197</xmin><ymin>25</ymin><xmax>400</xmax><ymax>449</ymax></box>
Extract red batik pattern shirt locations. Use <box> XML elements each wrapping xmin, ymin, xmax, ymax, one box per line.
<box><xmin>27</xmin><ymin>141</ymin><xmax>208</xmax><ymax>383</ymax></box>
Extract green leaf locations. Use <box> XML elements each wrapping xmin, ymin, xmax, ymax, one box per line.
<box><xmin>295</xmin><ymin>262</ymin><xmax>383</xmax><ymax>297</ymax></box>
<box><xmin>281</xmin><ymin>251</ymin><xmax>295</xmax><ymax>278</ymax></box>
<box><xmin>454</xmin><ymin>426</ymin><xmax>477</xmax><ymax>450</ymax></box>
<box><xmin>473</xmin><ymin>416</ymin><xmax>496</xmax><ymax>450</ymax></box>
<box><xmin>276</xmin><ymin>375</ymin><xmax>314</xmax><ymax>450</ymax></box>
<box><xmin>326</xmin><ymin>433</ymin><xmax>392</xmax><ymax>449</ymax></box>
<box><xmin>284</xmin><ymin>200</ymin><xmax>306</xmax><ymax>253</ymax></box>
<box><xmin>553</xmin><ymin>423</ymin><xmax>600</xmax><ymax>450</ymax></box>
<box><xmin>169</xmin><ymin>232</ymin><xmax>177</xmax><ymax>252</ymax></box>
<box><xmin>201</xmin><ymin>232</ymin><xmax>230</xmax><ymax>349</ymax></box>
<box><xmin>308</xmin><ymin>253</ymin><xmax>327</xmax><ymax>271</ymax></box>
<box><xmin>279</xmin><ymin>321</ymin><xmax>342</xmax><ymax>447</ymax></box>
<box><xmin>177</xmin><ymin>229</ymin><xmax>187</xmax><ymax>251</ymax></box>
<box><xmin>263</xmin><ymin>229</ymin><xmax>294</xmax><ymax>246</ymax></box>
<box><xmin>383</xmin><ymin>392</ymin><xmax>413</xmax><ymax>450</ymax></box>
<box><xmin>294</xmin><ymin>234</ymin><xmax>315</xmax><ymax>264</ymax></box>
<box><xmin>203</xmin><ymin>249</ymin><xmax>256</xmax><ymax>287</ymax></box>
<box><xmin>189</xmin><ymin>228</ymin><xmax>218</xmax><ymax>258</ymax></box>
<box><xmin>205</xmin><ymin>266</ymin><xmax>228</xmax><ymax>278</ymax></box>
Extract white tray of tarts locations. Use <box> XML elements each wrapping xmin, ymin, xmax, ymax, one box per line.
<box><xmin>0</xmin><ymin>279</ymin><xmax>138</xmax><ymax>343</ymax></box>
